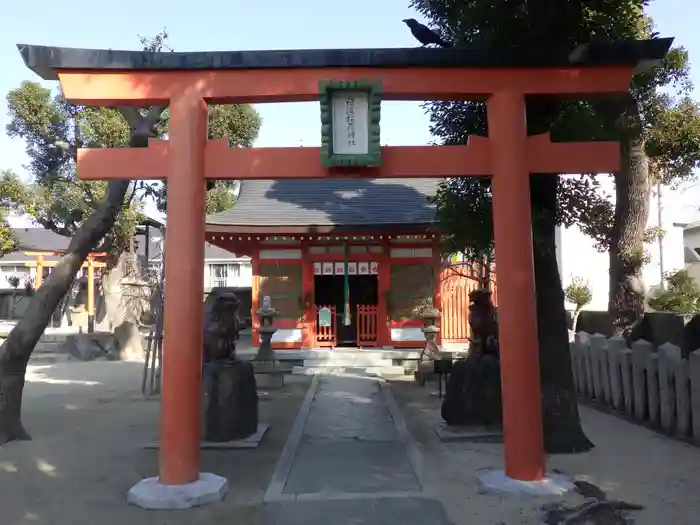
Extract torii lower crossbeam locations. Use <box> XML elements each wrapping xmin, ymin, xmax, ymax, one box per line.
<box><xmin>76</xmin><ymin>134</ymin><xmax>618</xmax><ymax>180</ymax></box>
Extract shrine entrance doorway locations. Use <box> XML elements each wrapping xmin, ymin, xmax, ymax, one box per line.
<box><xmin>313</xmin><ymin>273</ymin><xmax>379</xmax><ymax>347</ymax></box>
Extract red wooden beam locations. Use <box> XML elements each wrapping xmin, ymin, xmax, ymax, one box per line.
<box><xmin>77</xmin><ymin>136</ymin><xmax>619</xmax><ymax>182</ymax></box>
<box><xmin>57</xmin><ymin>66</ymin><xmax>637</xmax><ymax>106</ymax></box>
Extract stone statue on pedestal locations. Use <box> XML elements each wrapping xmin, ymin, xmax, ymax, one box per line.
<box><xmin>202</xmin><ymin>290</ymin><xmax>258</xmax><ymax>442</ymax></box>
<box><xmin>441</xmin><ymin>289</ymin><xmax>502</xmax><ymax>427</ymax></box>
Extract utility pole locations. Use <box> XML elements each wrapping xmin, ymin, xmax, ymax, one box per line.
<box><xmin>657</xmin><ymin>180</ymin><xmax>665</xmax><ymax>289</ymax></box>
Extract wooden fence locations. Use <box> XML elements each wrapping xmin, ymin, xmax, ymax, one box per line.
<box><xmin>570</xmin><ymin>332</ymin><xmax>700</xmax><ymax>442</ymax></box>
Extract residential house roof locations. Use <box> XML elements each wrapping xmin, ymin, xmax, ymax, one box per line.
<box><xmin>684</xmin><ymin>246</ymin><xmax>700</xmax><ymax>264</ymax></box>
<box><xmin>0</xmin><ymin>226</ymin><xmax>241</xmax><ymax>265</ymax></box>
<box><xmin>205</xmin><ymin>178</ymin><xmax>440</xmax><ymax>231</ymax></box>
<box><xmin>137</xmin><ymin>226</ymin><xmax>242</xmax><ymax>261</ymax></box>
<box><xmin>0</xmin><ymin>228</ymin><xmax>71</xmax><ymax>264</ymax></box>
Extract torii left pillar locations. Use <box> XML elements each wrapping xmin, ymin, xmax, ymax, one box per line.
<box><xmin>126</xmin><ymin>95</ymin><xmax>229</xmax><ymax>508</ymax></box>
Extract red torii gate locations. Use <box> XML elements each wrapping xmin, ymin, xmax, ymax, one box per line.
<box><xmin>24</xmin><ymin>251</ymin><xmax>107</xmax><ymax>332</ymax></box>
<box><xmin>17</xmin><ymin>39</ymin><xmax>671</xmax><ymax>505</ymax></box>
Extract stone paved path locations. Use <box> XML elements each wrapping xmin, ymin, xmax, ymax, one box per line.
<box><xmin>262</xmin><ymin>373</ymin><xmax>452</xmax><ymax>524</ymax></box>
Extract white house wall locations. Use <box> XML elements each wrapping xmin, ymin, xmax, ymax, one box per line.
<box><xmin>556</xmin><ymin>175</ymin><xmax>687</xmax><ymax>312</ymax></box>
<box><xmin>203</xmin><ymin>258</ymin><xmax>254</xmax><ymax>288</ymax></box>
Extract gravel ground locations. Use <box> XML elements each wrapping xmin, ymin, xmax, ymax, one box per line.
<box><xmin>388</xmin><ymin>378</ymin><xmax>700</xmax><ymax>525</ymax></box>
<box><xmin>0</xmin><ymin>361</ymin><xmax>310</xmax><ymax>525</ymax></box>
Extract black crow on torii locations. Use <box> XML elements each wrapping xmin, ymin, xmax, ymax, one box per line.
<box><xmin>403</xmin><ymin>18</ymin><xmax>452</xmax><ymax>48</ymax></box>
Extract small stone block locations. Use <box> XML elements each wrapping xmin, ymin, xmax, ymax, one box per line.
<box><xmin>292</xmin><ymin>366</ymin><xmax>317</xmax><ymax>376</ymax></box>
<box><xmin>127</xmin><ymin>472</ymin><xmax>228</xmax><ymax>510</ymax></box>
<box><xmin>255</xmin><ymin>373</ymin><xmax>285</xmax><ymax>389</ymax></box>
<box><xmin>258</xmin><ymin>391</ymin><xmax>271</xmax><ymax>400</ymax></box>
<box><xmin>434</xmin><ymin>422</ymin><xmax>503</xmax><ymax>442</ymax></box>
<box><xmin>477</xmin><ymin>469</ymin><xmax>574</xmax><ymax>498</ymax></box>
<box><xmin>144</xmin><ymin>424</ymin><xmax>270</xmax><ymax>450</ymax></box>
<box><xmin>201</xmin><ymin>423</ymin><xmax>269</xmax><ymax>448</ymax></box>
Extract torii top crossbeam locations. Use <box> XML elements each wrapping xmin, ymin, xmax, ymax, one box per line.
<box><xmin>19</xmin><ymin>39</ymin><xmax>671</xmax><ymax>99</ymax></box>
<box><xmin>16</xmin><ymin>38</ymin><xmax>671</xmax><ymax>496</ymax></box>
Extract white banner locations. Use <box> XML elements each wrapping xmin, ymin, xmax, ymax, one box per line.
<box><xmin>314</xmin><ymin>262</ymin><xmax>378</xmax><ymax>276</ymax></box>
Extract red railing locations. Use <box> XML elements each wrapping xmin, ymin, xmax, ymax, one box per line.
<box><xmin>315</xmin><ymin>305</ymin><xmax>337</xmax><ymax>347</ymax></box>
<box><xmin>357</xmin><ymin>304</ymin><xmax>378</xmax><ymax>347</ymax></box>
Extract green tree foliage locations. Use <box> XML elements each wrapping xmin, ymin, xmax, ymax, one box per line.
<box><xmin>564</xmin><ymin>277</ymin><xmax>594</xmax><ymax>331</ymax></box>
<box><xmin>647</xmin><ymin>269</ymin><xmax>700</xmax><ymax>313</ymax></box>
<box><xmin>5</xmin><ymin>31</ymin><xmax>261</xmax><ymax>255</ymax></box>
<box><xmin>0</xmin><ymin>170</ymin><xmax>30</xmax><ymax>256</ymax></box>
<box><xmin>565</xmin><ymin>277</ymin><xmax>594</xmax><ymax>310</ymax></box>
<box><xmin>414</xmin><ymin>1</ymin><xmax>700</xmax><ymax>336</ymax></box>
<box><xmin>6</xmin><ymin>81</ymin><xmax>139</xmax><ymax>256</ymax></box>
<box><xmin>418</xmin><ymin>1</ymin><xmax>698</xmax><ymax>252</ymax></box>
<box><xmin>409</xmin><ymin>0</ymin><xmax>697</xmax><ymax>452</ymax></box>
<box><xmin>151</xmin><ymin>104</ymin><xmax>261</xmax><ymax>214</ymax></box>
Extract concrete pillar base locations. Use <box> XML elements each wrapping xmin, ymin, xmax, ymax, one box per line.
<box><xmin>476</xmin><ymin>469</ymin><xmax>574</xmax><ymax>498</ymax></box>
<box><xmin>127</xmin><ymin>472</ymin><xmax>228</xmax><ymax>509</ymax></box>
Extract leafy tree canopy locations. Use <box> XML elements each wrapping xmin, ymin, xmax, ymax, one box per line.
<box><xmin>5</xmin><ymin>31</ymin><xmax>261</xmax><ymax>255</ymax></box>
<box><xmin>411</xmin><ymin>0</ymin><xmax>700</xmax><ymax>259</ymax></box>
<box><xmin>647</xmin><ymin>269</ymin><xmax>700</xmax><ymax>313</ymax></box>
<box><xmin>0</xmin><ymin>170</ymin><xmax>31</xmax><ymax>256</ymax></box>
<box><xmin>564</xmin><ymin>277</ymin><xmax>593</xmax><ymax>311</ymax></box>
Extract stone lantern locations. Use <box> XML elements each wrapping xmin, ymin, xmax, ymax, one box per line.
<box><xmin>254</xmin><ymin>296</ymin><xmax>284</xmax><ymax>388</ymax></box>
<box><xmin>419</xmin><ymin>306</ymin><xmax>441</xmax><ymax>345</ymax></box>
<box><xmin>255</xmin><ymin>296</ymin><xmax>278</xmax><ymax>361</ymax></box>
<box><xmin>415</xmin><ymin>305</ymin><xmax>443</xmax><ymax>385</ymax></box>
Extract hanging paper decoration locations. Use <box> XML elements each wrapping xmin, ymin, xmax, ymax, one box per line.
<box><xmin>343</xmin><ymin>244</ymin><xmax>351</xmax><ymax>326</ymax></box>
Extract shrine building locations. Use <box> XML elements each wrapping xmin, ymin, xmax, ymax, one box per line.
<box><xmin>205</xmin><ymin>177</ymin><xmax>465</xmax><ymax>350</ymax></box>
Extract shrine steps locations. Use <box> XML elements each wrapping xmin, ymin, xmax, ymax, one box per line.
<box><xmin>262</xmin><ymin>348</ymin><xmax>410</xmax><ymax>377</ymax></box>
<box><xmin>270</xmin><ymin>347</ymin><xmax>465</xmax><ymax>377</ymax></box>
<box><xmin>291</xmin><ymin>365</ymin><xmax>407</xmax><ymax>377</ymax></box>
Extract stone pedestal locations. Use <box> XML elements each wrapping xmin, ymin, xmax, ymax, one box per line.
<box><xmin>255</xmin><ymin>369</ymin><xmax>286</xmax><ymax>389</ymax></box>
<box><xmin>256</xmin><ymin>325</ymin><xmax>278</xmax><ymax>361</ymax></box>
<box><xmin>477</xmin><ymin>469</ymin><xmax>574</xmax><ymax>497</ymax></box>
<box><xmin>127</xmin><ymin>473</ymin><xmax>228</xmax><ymax>509</ymax></box>
<box><xmin>441</xmin><ymin>354</ymin><xmax>502</xmax><ymax>427</ymax></box>
<box><xmin>203</xmin><ymin>360</ymin><xmax>259</xmax><ymax>442</ymax></box>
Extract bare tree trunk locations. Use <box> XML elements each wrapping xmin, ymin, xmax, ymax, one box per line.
<box><xmin>571</xmin><ymin>308</ymin><xmax>581</xmax><ymax>333</ymax></box>
<box><xmin>608</xmin><ymin>135</ymin><xmax>651</xmax><ymax>338</ymax></box>
<box><xmin>0</xmin><ymin>108</ymin><xmax>163</xmax><ymax>445</ymax></box>
<box><xmin>531</xmin><ymin>174</ymin><xmax>594</xmax><ymax>453</ymax></box>
<box><xmin>0</xmin><ymin>180</ymin><xmax>130</xmax><ymax>444</ymax></box>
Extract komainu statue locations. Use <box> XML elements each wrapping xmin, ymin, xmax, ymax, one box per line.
<box><xmin>203</xmin><ymin>290</ymin><xmax>241</xmax><ymax>361</ymax></box>
<box><xmin>202</xmin><ymin>290</ymin><xmax>258</xmax><ymax>442</ymax></box>
<box><xmin>441</xmin><ymin>288</ymin><xmax>502</xmax><ymax>427</ymax></box>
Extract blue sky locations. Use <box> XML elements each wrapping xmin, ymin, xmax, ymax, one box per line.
<box><xmin>0</xmin><ymin>0</ymin><xmax>699</xmax><ymax>218</ymax></box>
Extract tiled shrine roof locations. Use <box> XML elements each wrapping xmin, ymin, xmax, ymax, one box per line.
<box><xmin>206</xmin><ymin>178</ymin><xmax>439</xmax><ymax>229</ymax></box>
